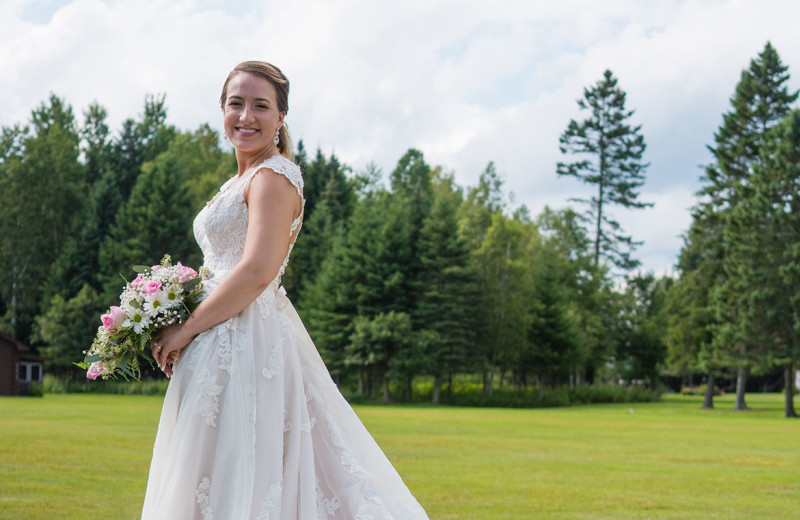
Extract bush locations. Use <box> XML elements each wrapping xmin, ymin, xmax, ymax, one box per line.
<box><xmin>27</xmin><ymin>382</ymin><xmax>44</xmax><ymax>397</ymax></box>
<box><xmin>42</xmin><ymin>374</ymin><xmax>169</xmax><ymax>396</ymax></box>
<box><xmin>400</xmin><ymin>377</ymin><xmax>661</xmax><ymax>408</ymax></box>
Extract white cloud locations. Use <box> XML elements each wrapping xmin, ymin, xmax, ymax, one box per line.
<box><xmin>2</xmin><ymin>0</ymin><xmax>799</xmax><ymax>275</ymax></box>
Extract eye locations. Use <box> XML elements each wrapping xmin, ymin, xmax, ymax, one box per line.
<box><xmin>257</xmin><ymin>104</ymin><xmax>268</xmax><ymax>110</ymax></box>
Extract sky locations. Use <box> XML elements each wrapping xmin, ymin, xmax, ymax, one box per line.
<box><xmin>2</xmin><ymin>0</ymin><xmax>800</xmax><ymax>276</ymax></box>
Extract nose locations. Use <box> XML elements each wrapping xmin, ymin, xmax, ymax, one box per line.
<box><xmin>239</xmin><ymin>104</ymin><xmax>254</xmax><ymax>123</ymax></box>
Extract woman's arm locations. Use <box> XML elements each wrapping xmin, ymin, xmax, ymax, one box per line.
<box><xmin>153</xmin><ymin>168</ymin><xmax>302</xmax><ymax>369</ymax></box>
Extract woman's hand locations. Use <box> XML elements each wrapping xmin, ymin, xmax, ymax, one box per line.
<box><xmin>152</xmin><ymin>322</ymin><xmax>196</xmax><ymax>376</ymax></box>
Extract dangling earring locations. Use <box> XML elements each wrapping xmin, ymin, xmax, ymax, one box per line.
<box><xmin>273</xmin><ymin>128</ymin><xmax>280</xmax><ymax>146</ymax></box>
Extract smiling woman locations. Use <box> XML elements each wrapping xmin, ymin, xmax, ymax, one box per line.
<box><xmin>219</xmin><ymin>61</ymin><xmax>293</xmax><ymax>171</ymax></box>
<box><xmin>139</xmin><ymin>61</ymin><xmax>429</xmax><ymax>520</ymax></box>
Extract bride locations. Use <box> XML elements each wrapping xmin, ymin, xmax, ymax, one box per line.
<box><xmin>141</xmin><ymin>61</ymin><xmax>429</xmax><ymax>520</ymax></box>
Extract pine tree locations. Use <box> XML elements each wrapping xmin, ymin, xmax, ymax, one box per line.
<box><xmin>665</xmin><ymin>215</ymin><xmax>725</xmax><ymax>408</ymax></box>
<box><xmin>699</xmin><ymin>42</ymin><xmax>798</xmax><ymax>410</ymax></box>
<box><xmin>731</xmin><ymin>110</ymin><xmax>800</xmax><ymax>417</ymax></box>
<box><xmin>416</xmin><ymin>174</ymin><xmax>480</xmax><ymax>403</ymax></box>
<box><xmin>303</xmin><ymin>192</ymin><xmax>385</xmax><ymax>376</ymax></box>
<box><xmin>557</xmin><ymin>69</ymin><xmax>651</xmax><ymax>273</ymax></box>
<box><xmin>525</xmin><ymin>243</ymin><xmax>582</xmax><ymax>395</ymax></box>
<box><xmin>284</xmin><ymin>148</ymin><xmax>355</xmax><ymax>300</ymax></box>
<box><xmin>346</xmin><ymin>311</ymin><xmax>413</xmax><ymax>402</ymax></box>
<box><xmin>98</xmin><ymin>136</ymin><xmax>197</xmax><ymax>302</ymax></box>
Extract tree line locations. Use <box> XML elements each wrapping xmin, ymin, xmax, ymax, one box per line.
<box><xmin>0</xmin><ymin>42</ymin><xmax>797</xmax><ymax>415</ymax></box>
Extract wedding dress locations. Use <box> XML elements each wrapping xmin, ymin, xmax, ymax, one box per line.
<box><xmin>141</xmin><ymin>155</ymin><xmax>428</xmax><ymax>520</ymax></box>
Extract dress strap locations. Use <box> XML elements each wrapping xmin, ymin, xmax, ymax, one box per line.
<box><xmin>250</xmin><ymin>155</ymin><xmax>304</xmax><ymax>197</ymax></box>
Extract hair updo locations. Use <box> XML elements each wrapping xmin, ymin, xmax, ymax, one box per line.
<box><xmin>219</xmin><ymin>61</ymin><xmax>293</xmax><ymax>160</ymax></box>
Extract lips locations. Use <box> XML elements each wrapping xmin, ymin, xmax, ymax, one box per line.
<box><xmin>236</xmin><ymin>127</ymin><xmax>259</xmax><ymax>135</ymax></box>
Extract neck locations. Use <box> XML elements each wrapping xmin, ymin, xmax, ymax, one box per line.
<box><xmin>235</xmin><ymin>146</ymin><xmax>280</xmax><ymax>176</ymax></box>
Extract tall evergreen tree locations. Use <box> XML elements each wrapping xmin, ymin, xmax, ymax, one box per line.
<box><xmin>557</xmin><ymin>69</ymin><xmax>652</xmax><ymax>273</ymax></box>
<box><xmin>525</xmin><ymin>243</ymin><xmax>582</xmax><ymax>395</ymax></box>
<box><xmin>284</xmin><ymin>148</ymin><xmax>355</xmax><ymax>300</ymax></box>
<box><xmin>98</xmin><ymin>135</ymin><xmax>197</xmax><ymax>302</ymax></box>
<box><xmin>666</xmin><ymin>217</ymin><xmax>725</xmax><ymax>409</ymax></box>
<box><xmin>417</xmin><ymin>174</ymin><xmax>480</xmax><ymax>403</ymax></box>
<box><xmin>386</xmin><ymin>149</ymin><xmax>434</xmax><ymax>315</ymax></box>
<box><xmin>303</xmin><ymin>192</ymin><xmax>385</xmax><ymax>376</ymax></box>
<box><xmin>730</xmin><ymin>110</ymin><xmax>800</xmax><ymax>417</ymax></box>
<box><xmin>698</xmin><ymin>42</ymin><xmax>797</xmax><ymax>410</ymax></box>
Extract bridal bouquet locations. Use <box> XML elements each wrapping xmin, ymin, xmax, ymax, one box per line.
<box><xmin>78</xmin><ymin>255</ymin><xmax>208</xmax><ymax>380</ymax></box>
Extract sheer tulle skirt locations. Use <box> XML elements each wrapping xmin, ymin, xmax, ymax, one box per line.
<box><xmin>141</xmin><ymin>276</ymin><xmax>428</xmax><ymax>519</ymax></box>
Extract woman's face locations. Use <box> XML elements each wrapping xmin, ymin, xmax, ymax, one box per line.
<box><xmin>223</xmin><ymin>72</ymin><xmax>284</xmax><ymax>157</ymax></box>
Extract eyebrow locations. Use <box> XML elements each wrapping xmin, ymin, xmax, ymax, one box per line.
<box><xmin>228</xmin><ymin>95</ymin><xmax>271</xmax><ymax>103</ymax></box>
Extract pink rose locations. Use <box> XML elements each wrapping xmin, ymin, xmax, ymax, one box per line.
<box><xmin>87</xmin><ymin>361</ymin><xmax>104</xmax><ymax>380</ymax></box>
<box><xmin>130</xmin><ymin>275</ymin><xmax>144</xmax><ymax>288</ymax></box>
<box><xmin>143</xmin><ymin>281</ymin><xmax>162</xmax><ymax>295</ymax></box>
<box><xmin>179</xmin><ymin>265</ymin><xmax>198</xmax><ymax>283</ymax></box>
<box><xmin>100</xmin><ymin>306</ymin><xmax>124</xmax><ymax>330</ymax></box>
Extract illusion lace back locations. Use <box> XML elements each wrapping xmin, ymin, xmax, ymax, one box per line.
<box><xmin>141</xmin><ymin>155</ymin><xmax>428</xmax><ymax>520</ymax></box>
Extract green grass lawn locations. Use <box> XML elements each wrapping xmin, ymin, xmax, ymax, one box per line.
<box><xmin>0</xmin><ymin>393</ymin><xmax>797</xmax><ymax>519</ymax></box>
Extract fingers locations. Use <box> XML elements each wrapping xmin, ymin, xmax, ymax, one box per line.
<box><xmin>162</xmin><ymin>350</ymin><xmax>181</xmax><ymax>378</ymax></box>
<box><xmin>152</xmin><ymin>339</ymin><xmax>164</xmax><ymax>365</ymax></box>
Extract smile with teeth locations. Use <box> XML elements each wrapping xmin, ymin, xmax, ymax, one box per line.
<box><xmin>237</xmin><ymin>128</ymin><xmax>259</xmax><ymax>134</ymax></box>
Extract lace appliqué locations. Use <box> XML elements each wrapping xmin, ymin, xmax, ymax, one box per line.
<box><xmin>263</xmin><ymin>313</ymin><xmax>289</xmax><ymax>380</ymax></box>
<box><xmin>194</xmin><ymin>180</ymin><xmax>250</xmax><ymax>271</ymax></box>
<box><xmin>284</xmin><ymin>410</ymin><xmax>316</xmax><ymax>433</ymax></box>
<box><xmin>306</xmin><ymin>383</ymin><xmax>319</xmax><ymax>402</ymax></box>
<box><xmin>185</xmin><ymin>329</ymin><xmax>213</xmax><ymax>373</ymax></box>
<box><xmin>324</xmin><ymin>411</ymin><xmax>367</xmax><ymax>474</ymax></box>
<box><xmin>255</xmin><ymin>483</ymin><xmax>282</xmax><ymax>520</ymax></box>
<box><xmin>195</xmin><ymin>477</ymin><xmax>213</xmax><ymax>520</ymax></box>
<box><xmin>257</xmin><ymin>155</ymin><xmax>304</xmax><ymax>195</ymax></box>
<box><xmin>316</xmin><ymin>481</ymin><xmax>340</xmax><ymax>519</ymax></box>
<box><xmin>355</xmin><ymin>505</ymin><xmax>374</xmax><ymax>520</ymax></box>
<box><xmin>365</xmin><ymin>487</ymin><xmax>383</xmax><ymax>505</ymax></box>
<box><xmin>195</xmin><ymin>369</ymin><xmax>223</xmax><ymax>427</ymax></box>
<box><xmin>256</xmin><ymin>290</ymin><xmax>274</xmax><ymax>320</ymax></box>
<box><xmin>216</xmin><ymin>316</ymin><xmax>246</xmax><ymax>375</ymax></box>
<box><xmin>283</xmin><ymin>406</ymin><xmax>292</xmax><ymax>433</ymax></box>
<box><xmin>301</xmin><ymin>416</ymin><xmax>317</xmax><ymax>433</ymax></box>
<box><xmin>193</xmin><ymin>156</ymin><xmax>304</xmax><ymax>288</ymax></box>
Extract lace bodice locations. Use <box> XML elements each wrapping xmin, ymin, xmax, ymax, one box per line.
<box><xmin>193</xmin><ymin>155</ymin><xmax>304</xmax><ymax>283</ymax></box>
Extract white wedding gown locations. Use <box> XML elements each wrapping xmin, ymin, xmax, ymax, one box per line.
<box><xmin>141</xmin><ymin>155</ymin><xmax>428</xmax><ymax>520</ymax></box>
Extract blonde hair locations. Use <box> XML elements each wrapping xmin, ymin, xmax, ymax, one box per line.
<box><xmin>220</xmin><ymin>61</ymin><xmax>294</xmax><ymax>160</ymax></box>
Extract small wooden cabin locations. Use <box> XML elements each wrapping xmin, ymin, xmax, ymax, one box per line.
<box><xmin>0</xmin><ymin>331</ymin><xmax>44</xmax><ymax>395</ymax></box>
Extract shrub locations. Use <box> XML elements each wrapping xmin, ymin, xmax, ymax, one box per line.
<box><xmin>41</xmin><ymin>374</ymin><xmax>169</xmax><ymax>396</ymax></box>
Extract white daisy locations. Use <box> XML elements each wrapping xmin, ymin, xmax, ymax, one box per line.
<box><xmin>122</xmin><ymin>307</ymin><xmax>152</xmax><ymax>334</ymax></box>
<box><xmin>162</xmin><ymin>283</ymin><xmax>183</xmax><ymax>309</ymax></box>
<box><xmin>143</xmin><ymin>290</ymin><xmax>168</xmax><ymax>317</ymax></box>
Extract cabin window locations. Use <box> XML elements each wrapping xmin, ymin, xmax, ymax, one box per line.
<box><xmin>17</xmin><ymin>362</ymin><xmax>43</xmax><ymax>383</ymax></box>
